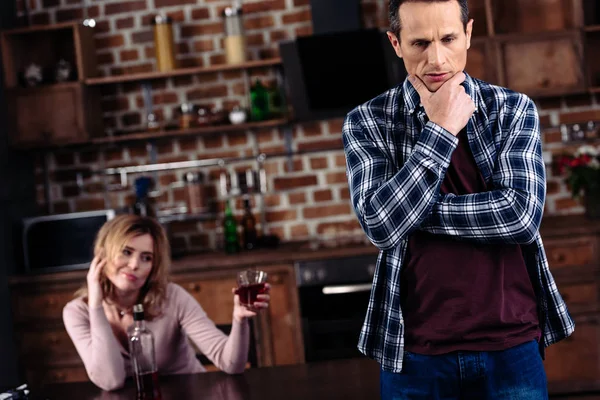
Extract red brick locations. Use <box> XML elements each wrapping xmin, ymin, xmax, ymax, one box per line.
<box><xmin>335</xmin><ymin>153</ymin><xmax>347</xmax><ymax>168</ymax></box>
<box><xmin>290</xmin><ymin>224</ymin><xmax>309</xmax><ymax>238</ymax></box>
<box><xmin>75</xmin><ymin>197</ymin><xmax>106</xmax><ymax>211</ymax></box>
<box><xmin>270</xmin><ymin>30</ymin><xmax>288</xmax><ymax>42</ymax></box>
<box><xmin>543</xmin><ymin>129</ymin><xmax>562</xmax><ymax>144</ymax></box>
<box><xmin>102</xmin><ymin>98</ymin><xmax>130</xmax><ymax>112</ymax></box>
<box><xmin>181</xmin><ymin>22</ymin><xmax>223</xmax><ymax>38</ymax></box>
<box><xmin>282</xmin><ymin>9</ymin><xmax>312</xmax><ymax>24</ymax></box>
<box><xmin>187</xmin><ymin>85</ymin><xmax>228</xmax><ymax>100</ymax></box>
<box><xmin>232</xmin><ymin>82</ymin><xmax>246</xmax><ymax>96</ymax></box>
<box><xmin>173</xmin><ymin>76</ymin><xmax>194</xmax><ymax>87</ymax></box>
<box><xmin>304</xmin><ymin>204</ymin><xmax>352</xmax><ymax>219</ymax></box>
<box><xmin>105</xmin><ymin>1</ymin><xmax>146</xmax><ymax>15</ymax></box>
<box><xmin>266</xmin><ymin>209</ymin><xmax>297</xmax><ymax>222</ymax></box>
<box><xmin>297</xmin><ymin>138</ymin><xmax>343</xmax><ymax>152</ymax></box>
<box><xmin>314</xmin><ymin>189</ymin><xmax>333</xmax><ymax>202</ymax></box>
<box><xmin>223</xmin><ymin>71</ymin><xmax>243</xmax><ymax>80</ymax></box>
<box><xmin>56</xmin><ymin>8</ymin><xmax>82</xmax><ymax>22</ymax></box>
<box><xmin>111</xmin><ymin>63</ymin><xmax>153</xmax><ymax>76</ymax></box>
<box><xmin>94</xmin><ymin>20</ymin><xmax>111</xmax><ymax>34</ymax></box>
<box><xmin>228</xmin><ymin>133</ymin><xmax>248</xmax><ymax>147</ymax></box>
<box><xmin>263</xmin><ymin>194</ymin><xmax>281</xmax><ymax>207</ymax></box>
<box><xmin>555</xmin><ymin>197</ymin><xmax>580</xmax><ymax>210</ymax></box>
<box><xmin>203</xmin><ymin>136</ymin><xmax>224</xmax><ymax>149</ymax></box>
<box><xmin>116</xmin><ymin>16</ymin><xmax>135</xmax><ymax>29</ymax></box>
<box><xmin>159</xmin><ymin>174</ymin><xmax>178</xmax><ymax>186</ymax></box>
<box><xmin>97</xmin><ymin>52</ymin><xmax>115</xmax><ymax>65</ymax></box>
<box><xmin>310</xmin><ymin>157</ymin><xmax>328</xmax><ymax>170</ymax></box>
<box><xmin>193</xmin><ymin>39</ymin><xmax>215</xmax><ymax>52</ymax></box>
<box><xmin>178</xmin><ymin>137</ymin><xmax>198</xmax><ymax>152</ymax></box>
<box><xmin>132</xmin><ymin>30</ymin><xmax>154</xmax><ymax>44</ymax></box>
<box><xmin>120</xmin><ymin>49</ymin><xmax>139</xmax><ymax>62</ymax></box>
<box><xmin>127</xmin><ymin>143</ymin><xmax>147</xmax><ymax>158</ymax></box>
<box><xmin>88</xmin><ymin>5</ymin><xmax>100</xmax><ymax>18</ymax></box>
<box><xmin>559</xmin><ymin>110</ymin><xmax>600</xmax><ymax>125</ymax></box>
<box><xmin>288</xmin><ymin>192</ymin><xmax>306</xmax><ymax>204</ymax></box>
<box><xmin>547</xmin><ymin>181</ymin><xmax>560</xmax><ymax>195</ymax></box>
<box><xmin>190</xmin><ymin>233</ymin><xmax>210</xmax><ymax>247</ymax></box>
<box><xmin>42</xmin><ymin>0</ymin><xmax>59</xmax><ymax>7</ymax></box>
<box><xmin>274</xmin><ymin>175</ymin><xmax>317</xmax><ymax>191</ymax></box>
<box><xmin>191</xmin><ymin>7</ymin><xmax>211</xmax><ymax>20</ymax></box>
<box><xmin>326</xmin><ymin>171</ymin><xmax>347</xmax><ymax>184</ymax></box>
<box><xmin>156</xmin><ymin>140</ymin><xmax>174</xmax><ymax>155</ymax></box>
<box><xmin>316</xmin><ymin>220</ymin><xmax>362</xmax><ymax>235</ymax></box>
<box><xmin>327</xmin><ymin>118</ymin><xmax>344</xmax><ymax>134</ymax></box>
<box><xmin>84</xmin><ymin>182</ymin><xmax>105</xmax><ymax>194</ymax></box>
<box><xmin>53</xmin><ymin>201</ymin><xmax>71</xmax><ymax>214</ymax></box>
<box><xmin>169</xmin><ymin>220</ymin><xmax>200</xmax><ymax>234</ymax></box>
<box><xmin>54</xmin><ymin>168</ymin><xmax>91</xmax><ymax>183</ymax></box>
<box><xmin>295</xmin><ymin>26</ymin><xmax>313</xmax><ymax>37</ymax></box>
<box><xmin>79</xmin><ymin>150</ymin><xmax>99</xmax><ymax>164</ymax></box>
<box><xmin>284</xmin><ymin>159</ymin><xmax>303</xmax><ymax>173</ymax></box>
<box><xmin>209</xmin><ymin>54</ymin><xmax>226</xmax><ymax>65</ymax></box>
<box><xmin>177</xmin><ymin>42</ymin><xmax>190</xmax><ymax>54</ymax></box>
<box><xmin>243</xmin><ymin>0</ymin><xmax>286</xmax><ymax>14</ymax></box>
<box><xmin>154</xmin><ymin>0</ymin><xmax>196</xmax><ymax>7</ymax></box>
<box><xmin>95</xmin><ymin>34</ymin><xmax>125</xmax><ymax>50</ymax></box>
<box><xmin>246</xmin><ymin>33</ymin><xmax>265</xmax><ymax>46</ymax></box>
<box><xmin>293</xmin><ymin>0</ymin><xmax>309</xmax><ymax>5</ymax></box>
<box><xmin>539</xmin><ymin>114</ymin><xmax>552</xmax><ymax>128</ymax></box>
<box><xmin>268</xmin><ymin>226</ymin><xmax>285</xmax><ymax>240</ymax></box>
<box><xmin>244</xmin><ymin>15</ymin><xmax>275</xmax><ymax>30</ymax></box>
<box><xmin>339</xmin><ymin>187</ymin><xmax>351</xmax><ymax>200</ymax></box>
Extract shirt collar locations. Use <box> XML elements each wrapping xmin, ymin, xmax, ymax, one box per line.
<box><xmin>402</xmin><ymin>72</ymin><xmax>479</xmax><ymax>115</ymax></box>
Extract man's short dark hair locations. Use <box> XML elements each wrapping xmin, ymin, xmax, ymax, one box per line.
<box><xmin>389</xmin><ymin>0</ymin><xmax>469</xmax><ymax>36</ymax></box>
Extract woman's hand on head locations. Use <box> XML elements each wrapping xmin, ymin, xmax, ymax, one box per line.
<box><xmin>232</xmin><ymin>283</ymin><xmax>270</xmax><ymax>323</ymax></box>
<box><xmin>87</xmin><ymin>251</ymin><xmax>107</xmax><ymax>309</ymax></box>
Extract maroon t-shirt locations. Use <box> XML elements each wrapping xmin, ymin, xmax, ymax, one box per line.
<box><xmin>401</xmin><ymin>129</ymin><xmax>540</xmax><ymax>354</ymax></box>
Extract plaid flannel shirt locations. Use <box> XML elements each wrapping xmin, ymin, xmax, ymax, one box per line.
<box><xmin>342</xmin><ymin>73</ymin><xmax>575</xmax><ymax>373</ymax></box>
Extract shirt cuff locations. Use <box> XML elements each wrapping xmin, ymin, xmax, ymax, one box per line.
<box><xmin>413</xmin><ymin>121</ymin><xmax>459</xmax><ymax>167</ymax></box>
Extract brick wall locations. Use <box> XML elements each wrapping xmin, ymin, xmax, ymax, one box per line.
<box><xmin>16</xmin><ymin>0</ymin><xmax>597</xmax><ymax>253</ymax></box>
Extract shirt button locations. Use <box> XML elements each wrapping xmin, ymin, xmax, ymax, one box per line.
<box><xmin>400</xmin><ymin>319</ymin><xmax>404</xmax><ymax>325</ymax></box>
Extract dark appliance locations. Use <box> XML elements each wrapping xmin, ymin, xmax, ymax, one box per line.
<box><xmin>22</xmin><ymin>209</ymin><xmax>115</xmax><ymax>273</ymax></box>
<box><xmin>296</xmin><ymin>254</ymin><xmax>377</xmax><ymax>362</ymax></box>
<box><xmin>280</xmin><ymin>28</ymin><xmax>407</xmax><ymax>122</ymax></box>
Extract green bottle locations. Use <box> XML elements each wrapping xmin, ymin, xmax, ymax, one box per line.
<box><xmin>223</xmin><ymin>200</ymin><xmax>239</xmax><ymax>254</ymax></box>
<box><xmin>250</xmin><ymin>79</ymin><xmax>269</xmax><ymax>121</ymax></box>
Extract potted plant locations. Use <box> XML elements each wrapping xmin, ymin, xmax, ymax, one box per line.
<box><xmin>555</xmin><ymin>145</ymin><xmax>600</xmax><ymax>218</ymax></box>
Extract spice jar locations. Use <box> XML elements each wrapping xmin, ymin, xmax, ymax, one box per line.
<box><xmin>152</xmin><ymin>15</ymin><xmax>177</xmax><ymax>72</ymax></box>
<box><xmin>222</xmin><ymin>6</ymin><xmax>247</xmax><ymax>65</ymax></box>
<box><xmin>178</xmin><ymin>103</ymin><xmax>196</xmax><ymax>130</ymax></box>
<box><xmin>185</xmin><ymin>172</ymin><xmax>209</xmax><ymax>214</ymax></box>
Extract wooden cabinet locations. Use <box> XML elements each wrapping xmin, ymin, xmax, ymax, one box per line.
<box><xmin>8</xmin><ymin>263</ymin><xmax>304</xmax><ymax>385</ymax></box>
<box><xmin>542</xmin><ymin>226</ymin><xmax>600</xmax><ymax>395</ymax></box>
<box><xmin>466</xmin><ymin>0</ymin><xmax>587</xmax><ymax>97</ymax></box>
<box><xmin>0</xmin><ymin>22</ymin><xmax>102</xmax><ymax>147</ymax></box>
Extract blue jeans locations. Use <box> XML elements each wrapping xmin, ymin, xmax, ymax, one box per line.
<box><xmin>380</xmin><ymin>340</ymin><xmax>548</xmax><ymax>400</ymax></box>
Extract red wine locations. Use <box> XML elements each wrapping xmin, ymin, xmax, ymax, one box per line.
<box><xmin>135</xmin><ymin>371</ymin><xmax>161</xmax><ymax>400</ymax></box>
<box><xmin>235</xmin><ymin>282</ymin><xmax>267</xmax><ymax>305</ymax></box>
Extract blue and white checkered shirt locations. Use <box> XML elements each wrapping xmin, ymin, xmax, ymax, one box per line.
<box><xmin>342</xmin><ymin>73</ymin><xmax>575</xmax><ymax>373</ymax></box>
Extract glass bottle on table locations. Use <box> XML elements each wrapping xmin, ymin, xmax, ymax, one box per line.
<box><xmin>128</xmin><ymin>304</ymin><xmax>161</xmax><ymax>400</ymax></box>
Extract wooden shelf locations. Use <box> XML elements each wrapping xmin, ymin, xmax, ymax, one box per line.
<box><xmin>92</xmin><ymin>118</ymin><xmax>290</xmax><ymax>145</ymax></box>
<box><xmin>85</xmin><ymin>58</ymin><xmax>282</xmax><ymax>86</ymax></box>
<box><xmin>1</xmin><ymin>21</ymin><xmax>80</xmax><ymax>35</ymax></box>
<box><xmin>584</xmin><ymin>25</ymin><xmax>600</xmax><ymax>32</ymax></box>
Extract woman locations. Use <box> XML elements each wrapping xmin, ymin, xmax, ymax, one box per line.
<box><xmin>63</xmin><ymin>215</ymin><xmax>270</xmax><ymax>391</ymax></box>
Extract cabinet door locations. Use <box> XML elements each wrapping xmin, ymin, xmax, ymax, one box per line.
<box><xmin>8</xmin><ymin>83</ymin><xmax>84</xmax><ymax>146</ymax></box>
<box><xmin>545</xmin><ymin>316</ymin><xmax>600</xmax><ymax>385</ymax></box>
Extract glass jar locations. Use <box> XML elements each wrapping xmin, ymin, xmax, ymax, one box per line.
<box><xmin>185</xmin><ymin>172</ymin><xmax>209</xmax><ymax>214</ymax></box>
<box><xmin>222</xmin><ymin>6</ymin><xmax>247</xmax><ymax>65</ymax></box>
<box><xmin>152</xmin><ymin>15</ymin><xmax>177</xmax><ymax>72</ymax></box>
<box><xmin>178</xmin><ymin>103</ymin><xmax>196</xmax><ymax>130</ymax></box>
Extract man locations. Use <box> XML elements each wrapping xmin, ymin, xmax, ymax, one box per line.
<box><xmin>342</xmin><ymin>0</ymin><xmax>574</xmax><ymax>398</ymax></box>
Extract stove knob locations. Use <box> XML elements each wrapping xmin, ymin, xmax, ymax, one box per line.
<box><xmin>303</xmin><ymin>270</ymin><xmax>313</xmax><ymax>283</ymax></box>
<box><xmin>367</xmin><ymin>264</ymin><xmax>376</xmax><ymax>277</ymax></box>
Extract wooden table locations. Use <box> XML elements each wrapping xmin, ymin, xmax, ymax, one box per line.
<box><xmin>32</xmin><ymin>358</ymin><xmax>381</xmax><ymax>400</ymax></box>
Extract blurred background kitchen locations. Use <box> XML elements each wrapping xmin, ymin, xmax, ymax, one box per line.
<box><xmin>1</xmin><ymin>0</ymin><xmax>600</xmax><ymax>398</ymax></box>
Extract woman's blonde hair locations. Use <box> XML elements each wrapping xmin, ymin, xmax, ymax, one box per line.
<box><xmin>75</xmin><ymin>214</ymin><xmax>170</xmax><ymax>320</ymax></box>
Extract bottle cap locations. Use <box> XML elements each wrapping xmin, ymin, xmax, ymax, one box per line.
<box><xmin>133</xmin><ymin>304</ymin><xmax>145</xmax><ymax>321</ymax></box>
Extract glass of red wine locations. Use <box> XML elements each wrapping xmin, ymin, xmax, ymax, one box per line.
<box><xmin>235</xmin><ymin>269</ymin><xmax>268</xmax><ymax>307</ymax></box>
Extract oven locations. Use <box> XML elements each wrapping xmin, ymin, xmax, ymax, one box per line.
<box><xmin>295</xmin><ymin>254</ymin><xmax>377</xmax><ymax>362</ymax></box>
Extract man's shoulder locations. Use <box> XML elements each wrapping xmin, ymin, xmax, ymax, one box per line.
<box><xmin>472</xmin><ymin>77</ymin><xmax>535</xmax><ymax>111</ymax></box>
<box><xmin>346</xmin><ymin>86</ymin><xmax>401</xmax><ymax>124</ymax></box>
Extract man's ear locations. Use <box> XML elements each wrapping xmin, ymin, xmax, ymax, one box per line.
<box><xmin>466</xmin><ymin>19</ymin><xmax>474</xmax><ymax>50</ymax></box>
<box><xmin>386</xmin><ymin>31</ymin><xmax>403</xmax><ymax>58</ymax></box>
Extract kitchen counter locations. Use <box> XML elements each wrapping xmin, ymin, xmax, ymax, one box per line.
<box><xmin>8</xmin><ymin>214</ymin><xmax>595</xmax><ymax>285</ymax></box>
